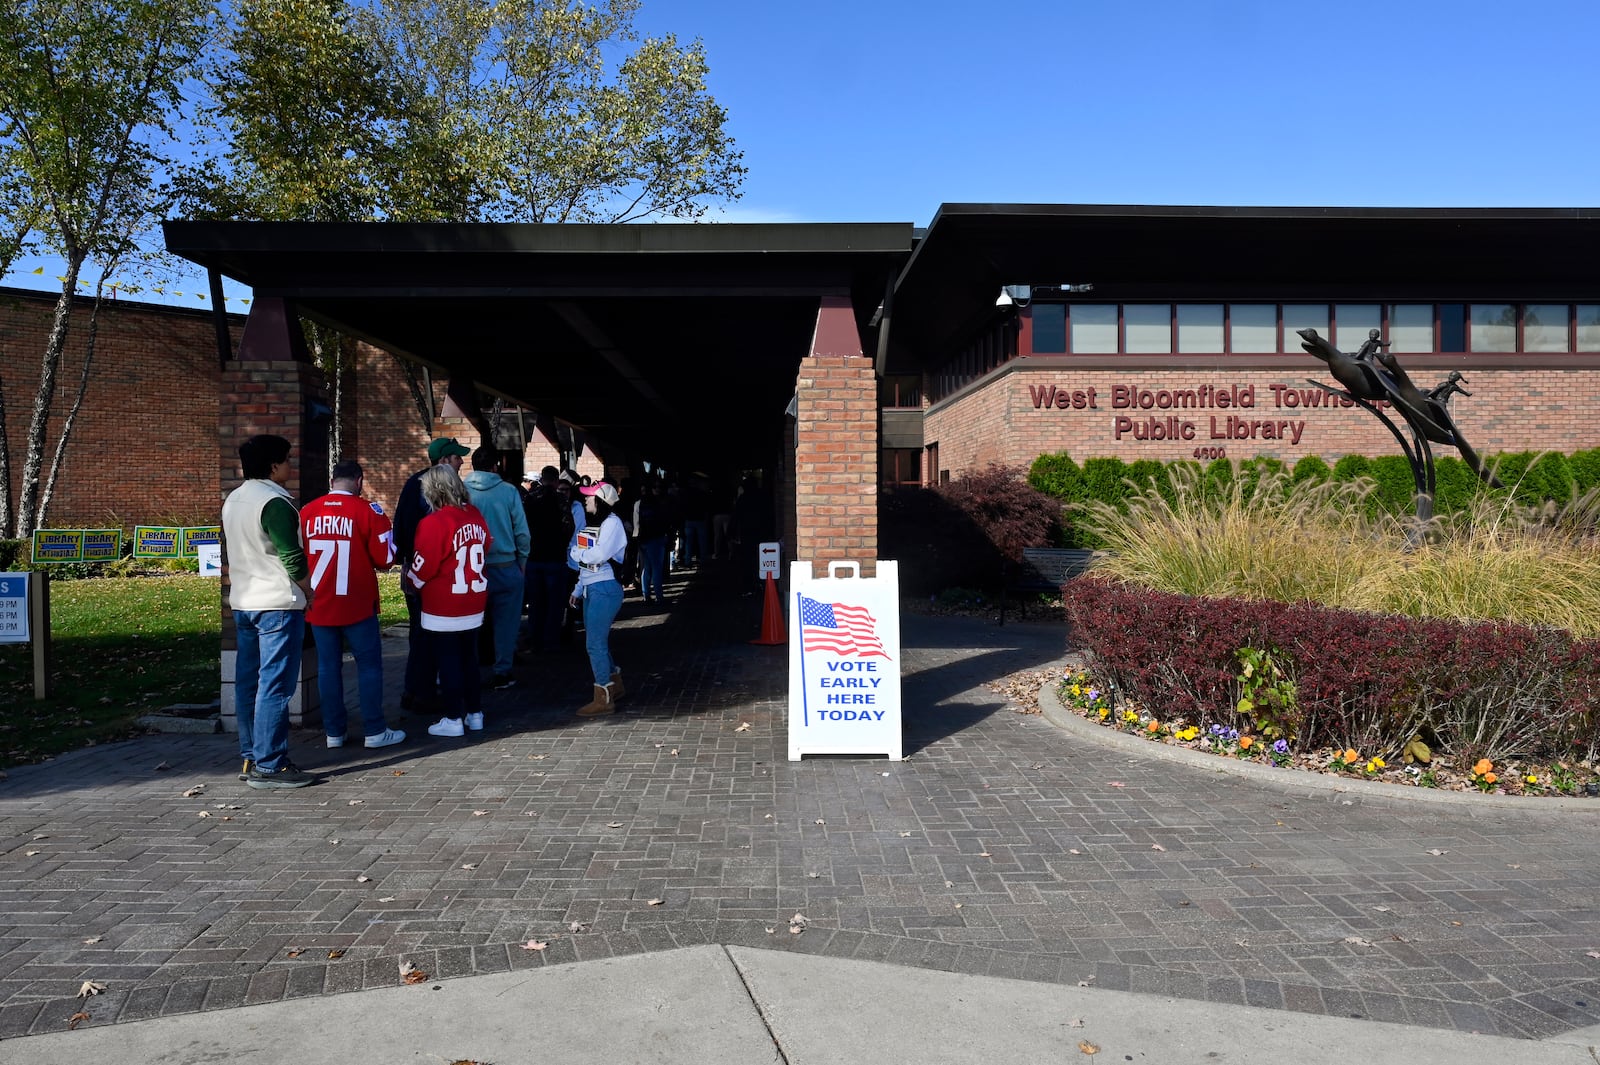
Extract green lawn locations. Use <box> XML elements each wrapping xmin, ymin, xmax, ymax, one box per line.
<box><xmin>0</xmin><ymin>574</ymin><xmax>222</xmax><ymax>767</ymax></box>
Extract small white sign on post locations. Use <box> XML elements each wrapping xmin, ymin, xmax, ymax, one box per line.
<box><xmin>758</xmin><ymin>541</ymin><xmax>780</xmax><ymax>580</ymax></box>
<box><xmin>196</xmin><ymin>543</ymin><xmax>223</xmax><ymax>577</ymax></box>
<box><xmin>787</xmin><ymin>559</ymin><xmax>901</xmax><ymax>760</ymax></box>
<box><xmin>0</xmin><ymin>572</ymin><xmax>28</xmax><ymax>643</ymax></box>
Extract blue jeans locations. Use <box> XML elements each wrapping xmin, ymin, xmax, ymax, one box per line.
<box><xmin>639</xmin><ymin>537</ymin><xmax>667</xmax><ymax>600</ymax></box>
<box><xmin>313</xmin><ymin>617</ymin><xmax>385</xmax><ymax>739</ymax></box>
<box><xmin>233</xmin><ymin>609</ymin><xmax>304</xmax><ymax>772</ymax></box>
<box><xmin>426</xmin><ymin>627</ymin><xmax>481</xmax><ymax>717</ymax></box>
<box><xmin>484</xmin><ymin>562</ymin><xmax>523</xmax><ymax>674</ymax></box>
<box><xmin>523</xmin><ymin>560</ymin><xmax>569</xmax><ymax>650</ymax></box>
<box><xmin>682</xmin><ymin>520</ymin><xmax>707</xmax><ymax>565</ymax></box>
<box><xmin>581</xmin><ymin>579</ymin><xmax>623</xmax><ymax>685</ymax></box>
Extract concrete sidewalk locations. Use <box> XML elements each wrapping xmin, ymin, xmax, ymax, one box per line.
<box><xmin>4</xmin><ymin>945</ymin><xmax>1595</xmax><ymax>1065</ymax></box>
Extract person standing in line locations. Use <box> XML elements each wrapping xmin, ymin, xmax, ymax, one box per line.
<box><xmin>569</xmin><ymin>481</ymin><xmax>628</xmax><ymax>716</ymax></box>
<box><xmin>635</xmin><ymin>479</ymin><xmax>670</xmax><ymax>604</ymax></box>
<box><xmin>221</xmin><ymin>434</ymin><xmax>317</xmax><ymax>790</ymax></box>
<box><xmin>393</xmin><ymin>437</ymin><xmax>471</xmax><ymax>714</ymax></box>
<box><xmin>300</xmin><ymin>460</ymin><xmax>406</xmax><ymax>750</ymax></box>
<box><xmin>463</xmin><ymin>445</ymin><xmax>529</xmax><ymax>690</ymax></box>
<box><xmin>522</xmin><ymin>466</ymin><xmax>573</xmax><ymax>652</ymax></box>
<box><xmin>407</xmin><ymin>465</ymin><xmax>492</xmax><ymax>738</ymax></box>
<box><xmin>680</xmin><ymin>476</ymin><xmax>710</xmax><ymax>567</ymax></box>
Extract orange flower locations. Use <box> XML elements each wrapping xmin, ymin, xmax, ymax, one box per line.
<box><xmin>1146</xmin><ymin>721</ymin><xmax>1161</xmax><ymax>733</ymax></box>
<box><xmin>1473</xmin><ymin>758</ymin><xmax>1494</xmax><ymax>775</ymax></box>
<box><xmin>1342</xmin><ymin>749</ymin><xmax>1358</xmax><ymax>763</ymax></box>
<box><xmin>1238</xmin><ymin>736</ymin><xmax>1254</xmax><ymax>750</ymax></box>
<box><xmin>1483</xmin><ymin>772</ymin><xmax>1497</xmax><ymax>785</ymax></box>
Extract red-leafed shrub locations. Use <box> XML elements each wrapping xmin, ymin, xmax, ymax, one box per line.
<box><xmin>934</xmin><ymin>464</ymin><xmax>1060</xmax><ymax>564</ymax></box>
<box><xmin>1064</xmin><ymin>576</ymin><xmax>1599</xmax><ymax>764</ymax></box>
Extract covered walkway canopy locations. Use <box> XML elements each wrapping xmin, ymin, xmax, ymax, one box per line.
<box><xmin>164</xmin><ymin>220</ymin><xmax>915</xmax><ymax>470</ymax></box>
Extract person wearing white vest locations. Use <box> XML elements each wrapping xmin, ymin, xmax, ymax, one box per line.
<box><xmin>222</xmin><ymin>435</ymin><xmax>317</xmax><ymax>790</ymax></box>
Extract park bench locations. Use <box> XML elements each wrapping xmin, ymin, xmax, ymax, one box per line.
<box><xmin>999</xmin><ymin>547</ymin><xmax>1096</xmax><ymax>625</ymax></box>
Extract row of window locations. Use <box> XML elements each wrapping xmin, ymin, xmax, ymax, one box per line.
<box><xmin>1030</xmin><ymin>303</ymin><xmax>1600</xmax><ymax>355</ymax></box>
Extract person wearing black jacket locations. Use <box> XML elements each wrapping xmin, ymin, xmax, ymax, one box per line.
<box><xmin>522</xmin><ymin>466</ymin><xmax>575</xmax><ymax>651</ymax></box>
<box><xmin>393</xmin><ymin>437</ymin><xmax>470</xmax><ymax>712</ymax></box>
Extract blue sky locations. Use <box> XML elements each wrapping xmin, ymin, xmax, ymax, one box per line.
<box><xmin>5</xmin><ymin>0</ymin><xmax>1597</xmax><ymax>306</ymax></box>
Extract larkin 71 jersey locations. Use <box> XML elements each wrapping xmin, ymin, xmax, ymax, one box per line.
<box><xmin>300</xmin><ymin>492</ymin><xmax>395</xmax><ymax>627</ymax></box>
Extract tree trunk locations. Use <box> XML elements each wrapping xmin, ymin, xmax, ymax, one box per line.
<box><xmin>16</xmin><ymin>260</ymin><xmax>82</xmax><ymax>538</ymax></box>
<box><xmin>392</xmin><ymin>351</ymin><xmax>433</xmax><ymax>433</ymax></box>
<box><xmin>38</xmin><ymin>280</ymin><xmax>108</xmax><ymax>530</ymax></box>
<box><xmin>0</xmin><ymin>364</ymin><xmax>11</xmax><ymax>538</ymax></box>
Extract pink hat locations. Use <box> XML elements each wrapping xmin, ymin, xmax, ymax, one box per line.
<box><xmin>579</xmin><ymin>481</ymin><xmax>620</xmax><ymax>505</ymax></box>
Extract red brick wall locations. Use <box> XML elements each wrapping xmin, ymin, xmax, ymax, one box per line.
<box><xmin>794</xmin><ymin>354</ymin><xmax>877</xmax><ymax>574</ymax></box>
<box><xmin>923</xmin><ymin>356</ymin><xmax>1600</xmax><ymax>476</ymax></box>
<box><xmin>0</xmin><ymin>287</ymin><xmax>243</xmax><ymax>531</ymax></box>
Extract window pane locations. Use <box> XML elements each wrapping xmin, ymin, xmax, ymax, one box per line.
<box><xmin>1389</xmin><ymin>305</ymin><xmax>1434</xmax><ymax>352</ymax></box>
<box><xmin>1579</xmin><ymin>305</ymin><xmax>1600</xmax><ymax>350</ymax></box>
<box><xmin>1070</xmin><ymin>304</ymin><xmax>1118</xmax><ymax>352</ymax></box>
<box><xmin>1031</xmin><ymin>304</ymin><xmax>1066</xmax><ymax>353</ymax></box>
<box><xmin>1334</xmin><ymin>304</ymin><xmax>1381</xmax><ymax>351</ymax></box>
<box><xmin>1230</xmin><ymin>304</ymin><xmax>1277</xmax><ymax>352</ymax></box>
<box><xmin>1177</xmin><ymin>304</ymin><xmax>1223</xmax><ymax>352</ymax></box>
<box><xmin>1283</xmin><ymin>304</ymin><xmax>1329</xmax><ymax>349</ymax></box>
<box><xmin>1471</xmin><ymin>304</ymin><xmax>1516</xmax><ymax>351</ymax></box>
<box><xmin>1524</xmin><ymin>304</ymin><xmax>1570</xmax><ymax>352</ymax></box>
<box><xmin>1440</xmin><ymin>304</ymin><xmax>1465</xmax><ymax>351</ymax></box>
<box><xmin>1124</xmin><ymin>305</ymin><xmax>1171</xmax><ymax>353</ymax></box>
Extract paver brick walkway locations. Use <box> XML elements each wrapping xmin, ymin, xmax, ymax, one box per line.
<box><xmin>1</xmin><ymin>563</ymin><xmax>1598</xmax><ymax>1040</ymax></box>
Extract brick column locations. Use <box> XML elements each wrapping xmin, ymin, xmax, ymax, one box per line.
<box><xmin>793</xmin><ymin>296</ymin><xmax>877</xmax><ymax>577</ymax></box>
<box><xmin>219</xmin><ymin>298</ymin><xmax>329</xmax><ymax>733</ymax></box>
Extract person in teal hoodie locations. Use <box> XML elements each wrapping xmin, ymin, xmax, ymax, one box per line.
<box><xmin>463</xmin><ymin>446</ymin><xmax>531</xmax><ymax>689</ymax></box>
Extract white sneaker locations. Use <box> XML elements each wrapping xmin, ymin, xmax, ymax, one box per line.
<box><xmin>364</xmin><ymin>728</ymin><xmax>406</xmax><ymax>749</ymax></box>
<box><xmin>427</xmin><ymin>717</ymin><xmax>465</xmax><ymax>738</ymax></box>
<box><xmin>325</xmin><ymin>735</ymin><xmax>345</xmax><ymax>748</ymax></box>
<box><xmin>465</xmin><ymin>712</ymin><xmax>484</xmax><ymax>732</ymax></box>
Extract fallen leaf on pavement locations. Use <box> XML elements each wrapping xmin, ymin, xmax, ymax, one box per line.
<box><xmin>83</xmin><ymin>936</ymin><xmax>102</xmax><ymax>945</ymax></box>
<box><xmin>24</xmin><ymin>850</ymin><xmax>39</xmax><ymax>857</ymax></box>
<box><xmin>669</xmin><ymin>749</ymin><xmax>679</xmax><ymax>756</ymax></box>
<box><xmin>765</xmin><ymin>927</ymin><xmax>775</xmax><ymax>934</ymax></box>
<box><xmin>461</xmin><ymin>864</ymin><xmax>477</xmax><ymax>870</ymax></box>
<box><xmin>1078</xmin><ymin>1040</ymin><xmax>1100</xmax><ymax>1055</ymax></box>
<box><xmin>1150</xmin><ymin>844</ymin><xmax>1165</xmax><ymax>852</ymax></box>
<box><xmin>528</xmin><ymin>754</ymin><xmax>546</xmax><ymax>760</ymax></box>
<box><xmin>1069</xmin><ymin>849</ymin><xmax>1081</xmax><ymax>855</ymax></box>
<box><xmin>327</xmin><ymin>950</ymin><xmax>345</xmax><ymax>959</ymax></box>
<box><xmin>734</xmin><ymin>722</ymin><xmax>751</xmax><ymax>732</ymax></box>
<box><xmin>978</xmin><ymin>851</ymin><xmax>991</xmax><ymax>857</ymax></box>
<box><xmin>472</xmin><ymin>810</ymin><xmax>488</xmax><ymax>816</ymax></box>
<box><xmin>392</xmin><ymin>770</ymin><xmax>406</xmax><ymax>776</ymax></box>
<box><xmin>899</xmin><ymin>831</ymin><xmax>912</xmax><ymax>838</ymax></box>
<box><xmin>1343</xmin><ymin>936</ymin><xmax>1375</xmax><ymax>948</ymax></box>
<box><xmin>77</xmin><ymin>981</ymin><xmax>105</xmax><ymax>998</ymax></box>
<box><xmin>153</xmin><ymin>762</ymin><xmax>170</xmax><ymax>771</ymax></box>
<box><xmin>815</xmin><ymin>819</ymin><xmax>825</xmax><ymax>825</ymax></box>
<box><xmin>349</xmin><ymin>800</ymin><xmax>364</xmax><ymax>806</ymax></box>
<box><xmin>606</xmin><ymin>822</ymin><xmax>624</xmax><ymax>829</ymax></box>
<box><xmin>1106</xmin><ymin>782</ymin><xmax>1125</xmax><ymax>788</ymax></box>
<box><xmin>356</xmin><ymin>875</ymin><xmax>371</xmax><ymax>883</ymax></box>
<box><xmin>569</xmin><ymin>922</ymin><xmax>587</xmax><ymax>933</ymax></box>
<box><xmin>1066</xmin><ymin>1018</ymin><xmax>1084</xmax><ymax>1028</ymax></box>
<box><xmin>1426</xmin><ymin>849</ymin><xmax>1447</xmax><ymax>856</ymax></box>
<box><xmin>31</xmin><ymin>834</ymin><xmax>47</xmax><ymax>840</ymax></box>
<box><xmin>378</xmin><ymin>897</ymin><xmax>396</xmax><ymax>903</ymax></box>
<box><xmin>521</xmin><ymin>940</ymin><xmax>547</xmax><ymax>951</ymax></box>
<box><xmin>1586</xmin><ymin>950</ymin><xmax>1600</xmax><ymax>959</ymax></box>
<box><xmin>403</xmin><ymin>969</ymin><xmax>429</xmax><ymax>985</ymax></box>
<box><xmin>1077</xmin><ymin>976</ymin><xmax>1095</xmax><ymax>987</ymax></box>
<box><xmin>646</xmin><ymin>898</ymin><xmax>664</xmax><ymax>906</ymax></box>
<box><xmin>286</xmin><ymin>948</ymin><xmax>304</xmax><ymax>958</ymax></box>
<box><xmin>197</xmin><ymin>811</ymin><xmax>211</xmax><ymax>818</ymax></box>
<box><xmin>68</xmin><ymin>1011</ymin><xmax>90</xmax><ymax>1029</ymax></box>
<box><xmin>181</xmin><ymin>785</ymin><xmax>205</xmax><ymax>797</ymax></box>
<box><xmin>329</xmin><ymin>839</ymin><xmax>341</xmax><ymax>845</ymax></box>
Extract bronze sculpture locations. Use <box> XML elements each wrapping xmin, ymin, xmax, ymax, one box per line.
<box><xmin>1297</xmin><ymin>327</ymin><xmax>1501</xmax><ymax>533</ymax></box>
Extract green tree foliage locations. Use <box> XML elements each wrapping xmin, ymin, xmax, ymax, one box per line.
<box><xmin>0</xmin><ymin>0</ymin><xmax>213</xmax><ymax>536</ymax></box>
<box><xmin>1570</xmin><ymin>448</ymin><xmax>1600</xmax><ymax>494</ymax></box>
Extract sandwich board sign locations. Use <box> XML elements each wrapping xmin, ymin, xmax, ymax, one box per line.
<box><xmin>787</xmin><ymin>559</ymin><xmax>902</xmax><ymax>760</ymax></box>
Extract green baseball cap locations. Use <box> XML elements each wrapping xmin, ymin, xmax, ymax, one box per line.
<box><xmin>427</xmin><ymin>437</ymin><xmax>471</xmax><ymax>462</ymax></box>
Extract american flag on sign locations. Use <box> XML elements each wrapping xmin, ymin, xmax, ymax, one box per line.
<box><xmin>798</xmin><ymin>595</ymin><xmax>890</xmax><ymax>658</ymax></box>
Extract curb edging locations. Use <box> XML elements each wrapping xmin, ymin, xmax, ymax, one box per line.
<box><xmin>1036</xmin><ymin>682</ymin><xmax>1600</xmax><ymax>813</ymax></box>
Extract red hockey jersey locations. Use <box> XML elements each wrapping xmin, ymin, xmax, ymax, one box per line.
<box><xmin>300</xmin><ymin>491</ymin><xmax>395</xmax><ymax>627</ymax></box>
<box><xmin>406</xmin><ymin>504</ymin><xmax>492</xmax><ymax>631</ymax></box>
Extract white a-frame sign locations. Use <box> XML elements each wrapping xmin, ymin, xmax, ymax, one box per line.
<box><xmin>787</xmin><ymin>560</ymin><xmax>902</xmax><ymax>760</ymax></box>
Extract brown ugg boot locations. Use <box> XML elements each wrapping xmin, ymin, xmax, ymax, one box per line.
<box><xmin>576</xmin><ymin>683</ymin><xmax>614</xmax><ymax>717</ymax></box>
<box><xmin>609</xmin><ymin>668</ymin><xmax>625</xmax><ymax>702</ymax></box>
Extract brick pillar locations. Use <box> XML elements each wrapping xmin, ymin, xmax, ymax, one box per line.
<box><xmin>793</xmin><ymin>296</ymin><xmax>877</xmax><ymax>577</ymax></box>
<box><xmin>219</xmin><ymin>298</ymin><xmax>329</xmax><ymax>733</ymax></box>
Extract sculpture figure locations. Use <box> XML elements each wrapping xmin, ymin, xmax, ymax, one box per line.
<box><xmin>1296</xmin><ymin>327</ymin><xmax>1502</xmax><ymax>533</ymax></box>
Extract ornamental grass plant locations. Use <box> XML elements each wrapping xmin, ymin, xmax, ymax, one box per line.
<box><xmin>1082</xmin><ymin>461</ymin><xmax>1600</xmax><ymax>637</ymax></box>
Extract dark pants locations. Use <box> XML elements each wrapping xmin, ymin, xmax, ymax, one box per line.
<box><xmin>426</xmin><ymin>627</ymin><xmax>481</xmax><ymax>718</ymax></box>
<box><xmin>403</xmin><ymin>591</ymin><xmax>437</xmax><ymax>700</ymax></box>
<box><xmin>524</xmin><ymin>560</ymin><xmax>569</xmax><ymax>650</ymax></box>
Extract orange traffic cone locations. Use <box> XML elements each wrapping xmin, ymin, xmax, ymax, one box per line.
<box><xmin>750</xmin><ymin>575</ymin><xmax>786</xmax><ymax>645</ymax></box>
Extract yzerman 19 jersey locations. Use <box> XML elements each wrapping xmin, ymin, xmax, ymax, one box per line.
<box><xmin>406</xmin><ymin>504</ymin><xmax>492</xmax><ymax>631</ymax></box>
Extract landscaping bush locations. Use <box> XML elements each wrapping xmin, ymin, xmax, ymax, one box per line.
<box><xmin>935</xmin><ymin>464</ymin><xmax>1059</xmax><ymax>563</ymax></box>
<box><xmin>883</xmin><ymin>466</ymin><xmax>1060</xmax><ymax>594</ymax></box>
<box><xmin>1291</xmin><ymin>455</ymin><xmax>1331</xmax><ymax>485</ymax></box>
<box><xmin>1065</xmin><ymin>576</ymin><xmax>1599</xmax><ymax>765</ymax></box>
